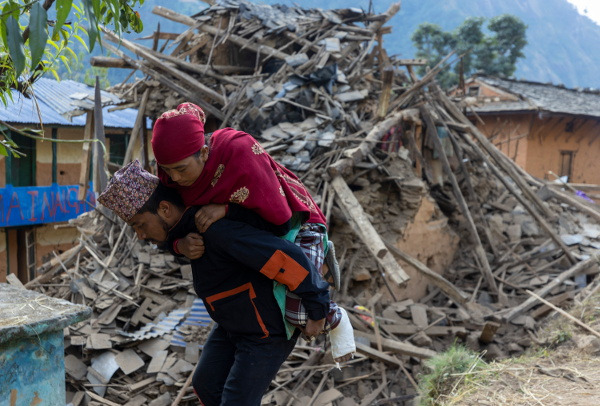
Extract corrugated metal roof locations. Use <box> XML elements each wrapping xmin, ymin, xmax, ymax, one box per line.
<box><xmin>0</xmin><ymin>78</ymin><xmax>150</xmax><ymax>129</ymax></box>
<box><xmin>473</xmin><ymin>76</ymin><xmax>600</xmax><ymax>118</ymax></box>
<box><xmin>471</xmin><ymin>100</ymin><xmax>536</xmax><ymax>114</ymax></box>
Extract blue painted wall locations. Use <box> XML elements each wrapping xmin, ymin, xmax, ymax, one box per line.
<box><xmin>0</xmin><ymin>330</ymin><xmax>66</xmax><ymax>405</ymax></box>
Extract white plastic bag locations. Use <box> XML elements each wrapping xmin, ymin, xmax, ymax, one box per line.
<box><xmin>329</xmin><ymin>307</ymin><xmax>356</xmax><ymax>367</ymax></box>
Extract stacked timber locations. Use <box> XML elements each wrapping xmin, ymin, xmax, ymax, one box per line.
<box><xmin>21</xmin><ymin>1</ymin><xmax>600</xmax><ymax>405</ymax></box>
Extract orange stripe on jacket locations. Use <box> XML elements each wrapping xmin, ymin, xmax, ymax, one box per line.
<box><xmin>205</xmin><ymin>283</ymin><xmax>269</xmax><ymax>338</ymax></box>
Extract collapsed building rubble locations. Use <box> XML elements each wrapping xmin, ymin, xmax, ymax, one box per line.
<box><xmin>17</xmin><ymin>1</ymin><xmax>600</xmax><ymax>405</ymax></box>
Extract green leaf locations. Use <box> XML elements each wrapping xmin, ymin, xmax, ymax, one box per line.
<box><xmin>59</xmin><ymin>54</ymin><xmax>71</xmax><ymax>73</ymax></box>
<box><xmin>6</xmin><ymin>16</ymin><xmax>25</xmax><ymax>77</ymax></box>
<box><xmin>132</xmin><ymin>11</ymin><xmax>143</xmax><ymax>33</ymax></box>
<box><xmin>82</xmin><ymin>0</ymin><xmax>99</xmax><ymax>51</ymax></box>
<box><xmin>29</xmin><ymin>2</ymin><xmax>49</xmax><ymax>69</ymax></box>
<box><xmin>46</xmin><ymin>38</ymin><xmax>60</xmax><ymax>52</ymax></box>
<box><xmin>49</xmin><ymin>68</ymin><xmax>60</xmax><ymax>81</ymax></box>
<box><xmin>72</xmin><ymin>33</ymin><xmax>89</xmax><ymax>51</ymax></box>
<box><xmin>53</xmin><ymin>0</ymin><xmax>73</xmax><ymax>40</ymax></box>
<box><xmin>1</xmin><ymin>1</ymin><xmax>21</xmax><ymax>48</ymax></box>
<box><xmin>59</xmin><ymin>26</ymin><xmax>70</xmax><ymax>45</ymax></box>
<box><xmin>0</xmin><ymin>142</ymin><xmax>7</xmax><ymax>157</ymax></box>
<box><xmin>92</xmin><ymin>0</ymin><xmax>102</xmax><ymax>16</ymax></box>
<box><xmin>64</xmin><ymin>45</ymin><xmax>78</xmax><ymax>60</ymax></box>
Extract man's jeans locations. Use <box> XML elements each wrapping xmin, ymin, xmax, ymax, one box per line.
<box><xmin>192</xmin><ymin>324</ymin><xmax>298</xmax><ymax>406</ymax></box>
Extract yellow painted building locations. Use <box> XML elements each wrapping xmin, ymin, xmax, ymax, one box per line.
<box><xmin>454</xmin><ymin>76</ymin><xmax>600</xmax><ymax>186</ymax></box>
<box><xmin>0</xmin><ymin>78</ymin><xmax>152</xmax><ymax>283</ymax></box>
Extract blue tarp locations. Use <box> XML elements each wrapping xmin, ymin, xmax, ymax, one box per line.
<box><xmin>0</xmin><ymin>184</ymin><xmax>95</xmax><ymax>227</ymax></box>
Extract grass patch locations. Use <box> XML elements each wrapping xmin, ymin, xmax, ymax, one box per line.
<box><xmin>417</xmin><ymin>344</ymin><xmax>487</xmax><ymax>405</ymax></box>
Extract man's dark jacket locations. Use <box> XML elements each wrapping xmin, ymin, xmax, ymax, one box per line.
<box><xmin>166</xmin><ymin>206</ymin><xmax>330</xmax><ymax>342</ymax></box>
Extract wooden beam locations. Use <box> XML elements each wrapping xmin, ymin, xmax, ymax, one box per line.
<box><xmin>90</xmin><ymin>55</ymin><xmax>252</xmax><ymax>76</ymax></box>
<box><xmin>376</xmin><ymin>66</ymin><xmax>393</xmax><ymax>119</ymax></box>
<box><xmin>502</xmin><ymin>252</ymin><xmax>600</xmax><ymax>322</ymax></box>
<box><xmin>330</xmin><ymin>175</ymin><xmax>409</xmax><ymax>285</ymax></box>
<box><xmin>435</xmin><ymin>86</ymin><xmax>576</xmax><ymax>265</ymax></box>
<box><xmin>90</xmin><ymin>56</ymin><xmax>132</xmax><ymax>68</ymax></box>
<box><xmin>91</xmin><ymin>54</ymin><xmax>244</xmax><ymax>87</ymax></box>
<box><xmin>421</xmin><ymin>106</ymin><xmax>499</xmax><ymax>295</ymax></box>
<box><xmin>102</xmin><ymin>28</ymin><xmax>226</xmax><ymax>106</ymax></box>
<box><xmin>93</xmin><ymin>77</ymin><xmax>108</xmax><ymax>194</ymax></box>
<box><xmin>328</xmin><ymin>108</ymin><xmax>419</xmax><ymax>176</ymax></box>
<box><xmin>383</xmin><ymin>239</ymin><xmax>469</xmax><ymax>305</ymax></box>
<box><xmin>152</xmin><ymin>6</ymin><xmax>292</xmax><ymax>61</ymax></box>
<box><xmin>355</xmin><ymin>342</ymin><xmax>403</xmax><ymax>367</ymax></box>
<box><xmin>123</xmin><ymin>88</ymin><xmax>151</xmax><ymax>165</ymax></box>
<box><xmin>396</xmin><ymin>58</ymin><xmax>428</xmax><ymax>66</ymax></box>
<box><xmin>456</xmin><ymin>119</ymin><xmax>578</xmax><ymax>265</ymax></box>
<box><xmin>353</xmin><ymin>330</ymin><xmax>436</xmax><ymax>358</ymax></box>
<box><xmin>527</xmin><ymin>290</ymin><xmax>600</xmax><ymax>339</ymax></box>
<box><xmin>102</xmin><ymin>42</ymin><xmax>225</xmax><ymax>121</ymax></box>
<box><xmin>77</xmin><ymin>112</ymin><xmax>94</xmax><ymax>200</ymax></box>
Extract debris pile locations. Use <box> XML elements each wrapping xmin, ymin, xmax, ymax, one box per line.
<box><xmin>21</xmin><ymin>1</ymin><xmax>600</xmax><ymax>405</ymax></box>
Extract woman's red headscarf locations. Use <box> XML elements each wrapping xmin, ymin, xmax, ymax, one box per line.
<box><xmin>152</xmin><ymin>103</ymin><xmax>326</xmax><ymax>227</ymax></box>
<box><xmin>152</xmin><ymin>102</ymin><xmax>207</xmax><ymax>164</ymax></box>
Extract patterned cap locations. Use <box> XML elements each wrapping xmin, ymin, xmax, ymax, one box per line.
<box><xmin>98</xmin><ymin>160</ymin><xmax>159</xmax><ymax>222</ymax></box>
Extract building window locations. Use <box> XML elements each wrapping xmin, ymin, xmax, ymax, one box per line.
<box><xmin>467</xmin><ymin>86</ymin><xmax>480</xmax><ymax>97</ymax></box>
<box><xmin>5</xmin><ymin>130</ymin><xmax>36</xmax><ymax>186</ymax></box>
<box><xmin>559</xmin><ymin>150</ymin><xmax>575</xmax><ymax>181</ymax></box>
<box><xmin>6</xmin><ymin>227</ymin><xmax>37</xmax><ymax>283</ymax></box>
<box><xmin>565</xmin><ymin>120</ymin><xmax>575</xmax><ymax>133</ymax></box>
<box><xmin>106</xmin><ymin>133</ymin><xmax>129</xmax><ymax>166</ymax></box>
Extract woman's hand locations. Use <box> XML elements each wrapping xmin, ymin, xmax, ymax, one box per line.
<box><xmin>195</xmin><ymin>204</ymin><xmax>228</xmax><ymax>232</ymax></box>
<box><xmin>302</xmin><ymin>318</ymin><xmax>326</xmax><ymax>340</ymax></box>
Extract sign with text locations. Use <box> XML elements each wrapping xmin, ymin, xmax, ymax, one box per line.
<box><xmin>0</xmin><ymin>184</ymin><xmax>96</xmax><ymax>227</ymax></box>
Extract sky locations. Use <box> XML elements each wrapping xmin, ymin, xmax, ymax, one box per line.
<box><xmin>567</xmin><ymin>0</ymin><xmax>600</xmax><ymax>25</ymax></box>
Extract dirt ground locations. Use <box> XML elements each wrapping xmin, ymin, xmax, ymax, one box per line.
<box><xmin>458</xmin><ymin>351</ymin><xmax>600</xmax><ymax>405</ymax></box>
<box><xmin>447</xmin><ymin>291</ymin><xmax>600</xmax><ymax>406</ymax></box>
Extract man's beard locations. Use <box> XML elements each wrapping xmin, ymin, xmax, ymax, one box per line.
<box><xmin>146</xmin><ymin>217</ymin><xmax>171</xmax><ymax>250</ymax></box>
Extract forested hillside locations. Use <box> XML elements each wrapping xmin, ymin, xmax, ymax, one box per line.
<box><xmin>108</xmin><ymin>0</ymin><xmax>600</xmax><ymax>89</ymax></box>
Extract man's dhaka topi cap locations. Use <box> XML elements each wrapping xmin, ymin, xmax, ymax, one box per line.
<box><xmin>98</xmin><ymin>160</ymin><xmax>159</xmax><ymax>222</ymax></box>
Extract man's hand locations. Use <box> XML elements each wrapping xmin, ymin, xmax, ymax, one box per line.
<box><xmin>195</xmin><ymin>204</ymin><xmax>227</xmax><ymax>233</ymax></box>
<box><xmin>302</xmin><ymin>318</ymin><xmax>326</xmax><ymax>339</ymax></box>
<box><xmin>177</xmin><ymin>233</ymin><xmax>205</xmax><ymax>259</ymax></box>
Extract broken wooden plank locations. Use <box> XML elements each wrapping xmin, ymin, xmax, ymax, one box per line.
<box><xmin>355</xmin><ymin>342</ymin><xmax>403</xmax><ymax>367</ymax></box>
<box><xmin>503</xmin><ymin>252</ymin><xmax>600</xmax><ymax>322</ymax></box>
<box><xmin>102</xmin><ymin>28</ymin><xmax>226</xmax><ymax>106</ymax></box>
<box><xmin>353</xmin><ymin>330</ymin><xmax>436</xmax><ymax>359</ymax></box>
<box><xmin>479</xmin><ymin>322</ymin><xmax>501</xmax><ymax>344</ymax></box>
<box><xmin>383</xmin><ymin>239</ymin><xmax>469</xmax><ymax>306</ymax></box>
<box><xmin>77</xmin><ymin>112</ymin><xmax>94</xmax><ymax>200</ymax></box>
<box><xmin>153</xmin><ymin>6</ymin><xmax>292</xmax><ymax>61</ymax></box>
<box><xmin>530</xmin><ymin>291</ymin><xmax>575</xmax><ymax>319</ymax></box>
<box><xmin>123</xmin><ymin>88</ymin><xmax>151</xmax><ymax>165</ymax></box>
<box><xmin>328</xmin><ymin>108</ymin><xmax>419</xmax><ymax>176</ymax></box>
<box><xmin>421</xmin><ymin>106</ymin><xmax>499</xmax><ymax>295</ymax></box>
<box><xmin>382</xmin><ymin>325</ymin><xmax>467</xmax><ymax>336</ymax></box>
<box><xmin>93</xmin><ymin>77</ymin><xmax>108</xmax><ymax>195</ymax></box>
<box><xmin>330</xmin><ymin>175</ymin><xmax>409</xmax><ymax>285</ymax></box>
<box><xmin>102</xmin><ymin>42</ymin><xmax>224</xmax><ymax>120</ymax></box>
<box><xmin>527</xmin><ymin>290</ymin><xmax>600</xmax><ymax>339</ymax></box>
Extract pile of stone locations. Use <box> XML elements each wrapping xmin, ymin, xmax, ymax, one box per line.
<box><xmin>23</xmin><ymin>1</ymin><xmax>600</xmax><ymax>404</ymax></box>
